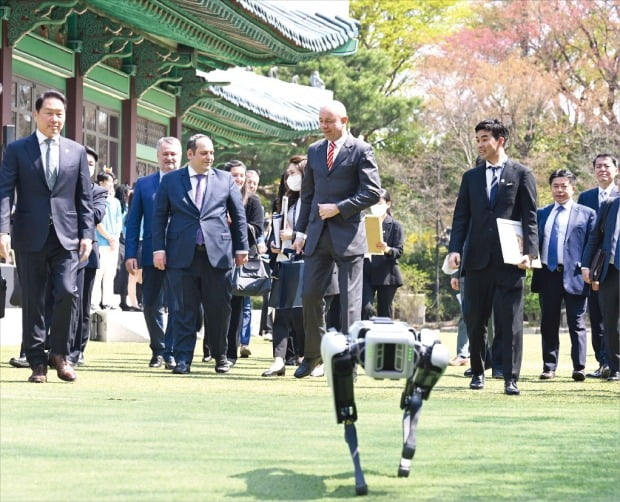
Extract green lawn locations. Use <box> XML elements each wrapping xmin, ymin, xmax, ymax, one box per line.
<box><xmin>1</xmin><ymin>331</ymin><xmax>618</xmax><ymax>501</ymax></box>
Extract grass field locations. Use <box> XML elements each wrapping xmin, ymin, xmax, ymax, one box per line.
<box><xmin>1</xmin><ymin>331</ymin><xmax>618</xmax><ymax>502</ymax></box>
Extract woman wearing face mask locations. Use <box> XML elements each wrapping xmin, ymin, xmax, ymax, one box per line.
<box><xmin>262</xmin><ymin>155</ymin><xmax>307</xmax><ymax>376</ymax></box>
<box><xmin>362</xmin><ymin>189</ymin><xmax>404</xmax><ymax>320</ymax></box>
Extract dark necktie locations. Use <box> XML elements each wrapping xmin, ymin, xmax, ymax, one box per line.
<box><xmin>327</xmin><ymin>141</ymin><xmax>335</xmax><ymax>170</ymax></box>
<box><xmin>488</xmin><ymin>166</ymin><xmax>500</xmax><ymax>205</ymax></box>
<box><xmin>547</xmin><ymin>206</ymin><xmax>564</xmax><ymax>271</ymax></box>
<box><xmin>195</xmin><ymin>174</ymin><xmax>206</xmax><ymax>245</ymax></box>
<box><xmin>44</xmin><ymin>138</ymin><xmax>57</xmax><ymax>189</ymax></box>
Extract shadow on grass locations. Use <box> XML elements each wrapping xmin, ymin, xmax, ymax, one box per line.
<box><xmin>229</xmin><ymin>468</ymin><xmax>387</xmax><ymax>500</ymax></box>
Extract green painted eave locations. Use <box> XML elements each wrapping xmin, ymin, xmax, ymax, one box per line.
<box><xmin>84</xmin><ymin>0</ymin><xmax>359</xmax><ymax>67</ymax></box>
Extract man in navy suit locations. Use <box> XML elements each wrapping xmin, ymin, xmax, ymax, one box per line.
<box><xmin>582</xmin><ymin>187</ymin><xmax>620</xmax><ymax>382</ymax></box>
<box><xmin>577</xmin><ymin>153</ymin><xmax>618</xmax><ymax>378</ymax></box>
<box><xmin>291</xmin><ymin>100</ymin><xmax>381</xmax><ymax>378</ymax></box>
<box><xmin>448</xmin><ymin>119</ymin><xmax>538</xmax><ymax>395</ymax></box>
<box><xmin>125</xmin><ymin>136</ymin><xmax>182</xmax><ymax>369</ymax></box>
<box><xmin>0</xmin><ymin>90</ymin><xmax>94</xmax><ymax>383</ymax></box>
<box><xmin>152</xmin><ymin>134</ymin><xmax>248</xmax><ymax>374</ymax></box>
<box><xmin>531</xmin><ymin>169</ymin><xmax>596</xmax><ymax>381</ymax></box>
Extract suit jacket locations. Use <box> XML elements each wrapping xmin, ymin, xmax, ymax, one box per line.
<box><xmin>0</xmin><ymin>132</ymin><xmax>94</xmax><ymax>250</ymax></box>
<box><xmin>582</xmin><ymin>196</ymin><xmax>620</xmax><ymax>283</ymax></box>
<box><xmin>531</xmin><ymin>202</ymin><xmax>596</xmax><ymax>295</ymax></box>
<box><xmin>83</xmin><ymin>183</ymin><xmax>108</xmax><ymax>270</ymax></box>
<box><xmin>577</xmin><ymin>187</ymin><xmax>600</xmax><ymax>212</ymax></box>
<box><xmin>152</xmin><ymin>166</ymin><xmax>248</xmax><ymax>269</ymax></box>
<box><xmin>125</xmin><ymin>172</ymin><xmax>161</xmax><ymax>267</ymax></box>
<box><xmin>448</xmin><ymin>158</ymin><xmax>538</xmax><ymax>279</ymax></box>
<box><xmin>366</xmin><ymin>214</ymin><xmax>404</xmax><ymax>286</ymax></box>
<box><xmin>297</xmin><ymin>134</ymin><xmax>381</xmax><ymax>257</ymax></box>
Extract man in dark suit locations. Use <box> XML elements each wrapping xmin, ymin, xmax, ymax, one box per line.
<box><xmin>125</xmin><ymin>136</ymin><xmax>182</xmax><ymax>369</ymax></box>
<box><xmin>448</xmin><ymin>119</ymin><xmax>538</xmax><ymax>395</ymax></box>
<box><xmin>582</xmin><ymin>188</ymin><xmax>620</xmax><ymax>382</ymax></box>
<box><xmin>0</xmin><ymin>90</ymin><xmax>94</xmax><ymax>383</ymax></box>
<box><xmin>531</xmin><ymin>169</ymin><xmax>596</xmax><ymax>381</ymax></box>
<box><xmin>69</xmin><ymin>146</ymin><xmax>108</xmax><ymax>366</ymax></box>
<box><xmin>577</xmin><ymin>153</ymin><xmax>618</xmax><ymax>379</ymax></box>
<box><xmin>292</xmin><ymin>100</ymin><xmax>381</xmax><ymax>378</ymax></box>
<box><xmin>152</xmin><ymin>134</ymin><xmax>248</xmax><ymax>374</ymax></box>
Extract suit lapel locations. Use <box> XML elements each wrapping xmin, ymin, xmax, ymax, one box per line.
<box><xmin>330</xmin><ymin>136</ymin><xmax>353</xmax><ymax>175</ymax></box>
<box><xmin>180</xmin><ymin>167</ymin><xmax>196</xmax><ymax>211</ymax></box>
<box><xmin>26</xmin><ymin>134</ymin><xmax>48</xmax><ymax>187</ymax></box>
<box><xmin>201</xmin><ymin>168</ymin><xmax>216</xmax><ymax>213</ymax></box>
<box><xmin>493</xmin><ymin>160</ymin><xmax>517</xmax><ymax>208</ymax></box>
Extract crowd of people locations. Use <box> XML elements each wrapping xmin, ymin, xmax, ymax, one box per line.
<box><xmin>0</xmin><ymin>91</ymin><xmax>618</xmax><ymax>395</ymax></box>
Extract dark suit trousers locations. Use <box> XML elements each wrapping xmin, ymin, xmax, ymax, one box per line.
<box><xmin>272</xmin><ymin>307</ymin><xmax>304</xmax><ymax>359</ymax></box>
<box><xmin>362</xmin><ymin>281</ymin><xmax>399</xmax><ymax>319</ymax></box>
<box><xmin>17</xmin><ymin>226</ymin><xmax>79</xmax><ymax>366</ymax></box>
<box><xmin>302</xmin><ymin>228</ymin><xmax>363</xmax><ymax>359</ymax></box>
<box><xmin>167</xmin><ymin>246</ymin><xmax>232</xmax><ymax>365</ymax></box>
<box><xmin>598</xmin><ymin>267</ymin><xmax>619</xmax><ymax>373</ymax></box>
<box><xmin>586</xmin><ymin>290</ymin><xmax>607</xmax><ymax>365</ymax></box>
<box><xmin>226</xmin><ymin>295</ymin><xmax>244</xmax><ymax>360</ymax></box>
<box><xmin>537</xmin><ymin>267</ymin><xmax>587</xmax><ymax>372</ymax></box>
<box><xmin>69</xmin><ymin>266</ymin><xmax>96</xmax><ymax>363</ymax></box>
<box><xmin>464</xmin><ymin>266</ymin><xmax>524</xmax><ymax>381</ymax></box>
<box><xmin>141</xmin><ymin>265</ymin><xmax>173</xmax><ymax>359</ymax></box>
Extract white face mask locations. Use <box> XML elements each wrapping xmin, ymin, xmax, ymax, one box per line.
<box><xmin>286</xmin><ymin>174</ymin><xmax>302</xmax><ymax>192</ymax></box>
<box><xmin>369</xmin><ymin>202</ymin><xmax>387</xmax><ymax>217</ymax></box>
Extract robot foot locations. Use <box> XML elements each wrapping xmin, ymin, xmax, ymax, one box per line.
<box><xmin>355</xmin><ymin>483</ymin><xmax>368</xmax><ymax>496</ymax></box>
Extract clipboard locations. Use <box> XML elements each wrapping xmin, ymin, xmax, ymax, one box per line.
<box><xmin>364</xmin><ymin>215</ymin><xmax>384</xmax><ymax>255</ymax></box>
<box><xmin>496</xmin><ymin>218</ymin><xmax>541</xmax><ymax>268</ymax></box>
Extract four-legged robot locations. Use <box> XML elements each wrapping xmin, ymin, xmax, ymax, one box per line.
<box><xmin>321</xmin><ymin>318</ymin><xmax>450</xmax><ymax>496</ymax></box>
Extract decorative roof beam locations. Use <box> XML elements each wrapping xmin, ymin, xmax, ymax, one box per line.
<box><xmin>67</xmin><ymin>11</ymin><xmax>142</xmax><ymax>75</ymax></box>
<box><xmin>3</xmin><ymin>0</ymin><xmax>80</xmax><ymax>46</ymax></box>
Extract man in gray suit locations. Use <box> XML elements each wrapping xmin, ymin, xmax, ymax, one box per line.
<box><xmin>292</xmin><ymin>100</ymin><xmax>381</xmax><ymax>378</ymax></box>
<box><xmin>0</xmin><ymin>90</ymin><xmax>94</xmax><ymax>383</ymax></box>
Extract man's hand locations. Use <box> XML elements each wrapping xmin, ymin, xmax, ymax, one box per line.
<box><xmin>318</xmin><ymin>203</ymin><xmax>340</xmax><ymax>220</ymax></box>
<box><xmin>153</xmin><ymin>251</ymin><xmax>166</xmax><ymax>270</ymax></box>
<box><xmin>581</xmin><ymin>267</ymin><xmax>599</xmax><ymax>290</ymax></box>
<box><xmin>292</xmin><ymin>236</ymin><xmax>305</xmax><ymax>254</ymax></box>
<box><xmin>450</xmin><ymin>277</ymin><xmax>460</xmax><ymax>291</ymax></box>
<box><xmin>235</xmin><ymin>253</ymin><xmax>248</xmax><ymax>267</ymax></box>
<box><xmin>126</xmin><ymin>258</ymin><xmax>139</xmax><ymax>275</ymax></box>
<box><xmin>79</xmin><ymin>239</ymin><xmax>93</xmax><ymax>262</ymax></box>
<box><xmin>0</xmin><ymin>234</ymin><xmax>11</xmax><ymax>261</ymax></box>
<box><xmin>448</xmin><ymin>252</ymin><xmax>460</xmax><ymax>270</ymax></box>
<box><xmin>257</xmin><ymin>242</ymin><xmax>268</xmax><ymax>255</ymax></box>
<box><xmin>108</xmin><ymin>236</ymin><xmax>118</xmax><ymax>252</ymax></box>
<box><xmin>517</xmin><ymin>254</ymin><xmax>531</xmax><ymax>270</ymax></box>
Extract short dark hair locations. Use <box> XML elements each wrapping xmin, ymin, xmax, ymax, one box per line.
<box><xmin>592</xmin><ymin>153</ymin><xmax>618</xmax><ymax>169</ymax></box>
<box><xmin>475</xmin><ymin>119</ymin><xmax>509</xmax><ymax>143</ymax></box>
<box><xmin>548</xmin><ymin>169</ymin><xmax>576</xmax><ymax>185</ymax></box>
<box><xmin>379</xmin><ymin>188</ymin><xmax>393</xmax><ymax>215</ymax></box>
<box><xmin>223</xmin><ymin>160</ymin><xmax>246</xmax><ymax>172</ymax></box>
<box><xmin>85</xmin><ymin>146</ymin><xmax>98</xmax><ymax>162</ymax></box>
<box><xmin>96</xmin><ymin>173</ymin><xmax>114</xmax><ymax>184</ymax></box>
<box><xmin>186</xmin><ymin>134</ymin><xmax>211</xmax><ymax>153</ymax></box>
<box><xmin>35</xmin><ymin>90</ymin><xmax>66</xmax><ymax>112</ymax></box>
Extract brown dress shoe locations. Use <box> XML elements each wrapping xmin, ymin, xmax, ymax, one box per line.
<box><xmin>49</xmin><ymin>354</ymin><xmax>77</xmax><ymax>382</ymax></box>
<box><xmin>28</xmin><ymin>364</ymin><xmax>48</xmax><ymax>383</ymax></box>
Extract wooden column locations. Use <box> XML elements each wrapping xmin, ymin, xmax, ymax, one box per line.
<box><xmin>0</xmin><ymin>20</ymin><xmax>13</xmax><ymax>150</ymax></box>
<box><xmin>65</xmin><ymin>54</ymin><xmax>83</xmax><ymax>142</ymax></box>
<box><xmin>121</xmin><ymin>78</ymin><xmax>137</xmax><ymax>185</ymax></box>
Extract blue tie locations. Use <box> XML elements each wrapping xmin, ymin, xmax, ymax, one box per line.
<box><xmin>488</xmin><ymin>167</ymin><xmax>500</xmax><ymax>205</ymax></box>
<box><xmin>547</xmin><ymin>206</ymin><xmax>564</xmax><ymax>271</ymax></box>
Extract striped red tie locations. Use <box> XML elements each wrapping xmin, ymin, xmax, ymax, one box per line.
<box><xmin>327</xmin><ymin>141</ymin><xmax>335</xmax><ymax>170</ymax></box>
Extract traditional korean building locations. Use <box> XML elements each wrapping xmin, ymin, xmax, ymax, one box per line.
<box><xmin>0</xmin><ymin>0</ymin><xmax>358</xmax><ymax>182</ymax></box>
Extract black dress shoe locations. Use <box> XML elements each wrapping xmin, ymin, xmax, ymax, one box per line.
<box><xmin>149</xmin><ymin>355</ymin><xmax>164</xmax><ymax>368</ymax></box>
<box><xmin>464</xmin><ymin>367</ymin><xmax>473</xmax><ymax>377</ymax></box>
<box><xmin>505</xmin><ymin>380</ymin><xmax>520</xmax><ymax>395</ymax></box>
<box><xmin>294</xmin><ymin>357</ymin><xmax>321</xmax><ymax>379</ymax></box>
<box><xmin>572</xmin><ymin>370</ymin><xmax>586</xmax><ymax>381</ymax></box>
<box><xmin>262</xmin><ymin>365</ymin><xmax>286</xmax><ymax>377</ymax></box>
<box><xmin>202</xmin><ymin>355</ymin><xmax>212</xmax><ymax>363</ymax></box>
<box><xmin>172</xmin><ymin>361</ymin><xmax>190</xmax><ymax>374</ymax></box>
<box><xmin>215</xmin><ymin>357</ymin><xmax>232</xmax><ymax>374</ymax></box>
<box><xmin>469</xmin><ymin>374</ymin><xmax>484</xmax><ymax>390</ymax></box>
<box><xmin>9</xmin><ymin>355</ymin><xmax>29</xmax><ymax>368</ymax></box>
<box><xmin>607</xmin><ymin>371</ymin><xmax>620</xmax><ymax>381</ymax></box>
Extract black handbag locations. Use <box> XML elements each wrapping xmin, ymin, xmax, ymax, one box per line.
<box><xmin>232</xmin><ymin>254</ymin><xmax>271</xmax><ymax>297</ymax></box>
<box><xmin>268</xmin><ymin>258</ymin><xmax>304</xmax><ymax>309</ymax></box>
<box><xmin>590</xmin><ymin>249</ymin><xmax>607</xmax><ymax>282</ymax></box>
<box><xmin>0</xmin><ymin>267</ymin><xmax>6</xmax><ymax>319</ymax></box>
